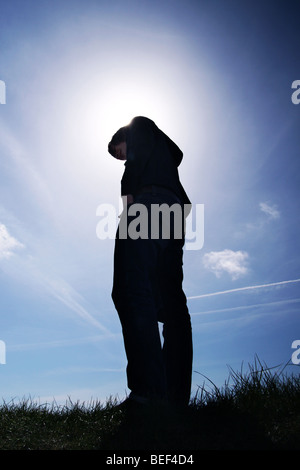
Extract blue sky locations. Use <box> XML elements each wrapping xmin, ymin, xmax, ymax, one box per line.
<box><xmin>0</xmin><ymin>0</ymin><xmax>299</xmax><ymax>405</ymax></box>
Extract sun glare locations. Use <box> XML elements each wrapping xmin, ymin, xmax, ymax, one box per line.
<box><xmin>98</xmin><ymin>80</ymin><xmax>174</xmax><ymax>143</ymax></box>
<box><xmin>52</xmin><ymin>65</ymin><xmax>183</xmax><ymax>199</ymax></box>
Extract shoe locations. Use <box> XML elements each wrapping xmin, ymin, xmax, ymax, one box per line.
<box><xmin>115</xmin><ymin>395</ymin><xmax>147</xmax><ymax>413</ymax></box>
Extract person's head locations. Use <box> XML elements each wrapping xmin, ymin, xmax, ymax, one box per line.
<box><xmin>108</xmin><ymin>127</ymin><xmax>127</xmax><ymax>160</ymax></box>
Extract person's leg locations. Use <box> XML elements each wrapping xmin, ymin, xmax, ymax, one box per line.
<box><xmin>112</xmin><ymin>222</ymin><xmax>167</xmax><ymax>402</ymax></box>
<box><xmin>159</xmin><ymin>238</ymin><xmax>193</xmax><ymax>406</ymax></box>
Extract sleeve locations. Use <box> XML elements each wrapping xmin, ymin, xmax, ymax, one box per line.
<box><xmin>121</xmin><ymin>117</ymin><xmax>156</xmax><ymax>196</ymax></box>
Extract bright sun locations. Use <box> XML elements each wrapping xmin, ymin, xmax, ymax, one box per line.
<box><xmin>56</xmin><ymin>68</ymin><xmax>181</xmax><ymax>191</ymax></box>
<box><xmin>98</xmin><ymin>79</ymin><xmax>174</xmax><ymax>142</ymax></box>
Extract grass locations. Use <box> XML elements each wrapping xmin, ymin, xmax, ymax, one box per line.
<box><xmin>0</xmin><ymin>356</ymin><xmax>299</xmax><ymax>450</ymax></box>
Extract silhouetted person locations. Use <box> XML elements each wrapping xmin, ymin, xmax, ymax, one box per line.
<box><xmin>108</xmin><ymin>116</ymin><xmax>193</xmax><ymax>407</ymax></box>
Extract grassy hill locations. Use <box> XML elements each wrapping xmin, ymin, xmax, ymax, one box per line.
<box><xmin>0</xmin><ymin>357</ymin><xmax>299</xmax><ymax>451</ymax></box>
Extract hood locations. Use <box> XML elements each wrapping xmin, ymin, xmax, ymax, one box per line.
<box><xmin>129</xmin><ymin>116</ymin><xmax>184</xmax><ymax>167</ymax></box>
<box><xmin>162</xmin><ymin>130</ymin><xmax>183</xmax><ymax>167</ymax></box>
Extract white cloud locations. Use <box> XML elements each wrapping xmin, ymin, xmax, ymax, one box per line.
<box><xmin>203</xmin><ymin>249</ymin><xmax>249</xmax><ymax>280</ymax></box>
<box><xmin>259</xmin><ymin>202</ymin><xmax>280</xmax><ymax>220</ymax></box>
<box><xmin>0</xmin><ymin>223</ymin><xmax>24</xmax><ymax>260</ymax></box>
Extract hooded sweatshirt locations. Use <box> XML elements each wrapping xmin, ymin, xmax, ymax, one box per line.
<box><xmin>120</xmin><ymin>116</ymin><xmax>191</xmax><ymax>207</ymax></box>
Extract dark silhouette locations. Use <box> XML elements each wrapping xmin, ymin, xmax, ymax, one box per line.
<box><xmin>108</xmin><ymin>116</ymin><xmax>193</xmax><ymax>407</ymax></box>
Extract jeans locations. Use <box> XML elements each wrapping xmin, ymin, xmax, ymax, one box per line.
<box><xmin>112</xmin><ymin>192</ymin><xmax>193</xmax><ymax>405</ymax></box>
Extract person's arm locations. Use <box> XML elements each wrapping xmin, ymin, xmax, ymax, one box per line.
<box><xmin>122</xmin><ymin>194</ymin><xmax>134</xmax><ymax>208</ymax></box>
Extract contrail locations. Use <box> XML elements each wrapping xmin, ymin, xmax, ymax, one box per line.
<box><xmin>190</xmin><ymin>298</ymin><xmax>300</xmax><ymax>316</ymax></box>
<box><xmin>187</xmin><ymin>279</ymin><xmax>300</xmax><ymax>300</ymax></box>
<box><xmin>47</xmin><ymin>278</ymin><xmax>111</xmax><ymax>334</ymax></box>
